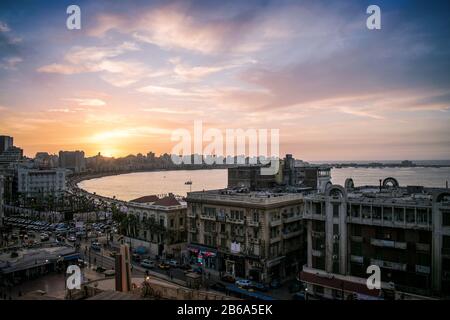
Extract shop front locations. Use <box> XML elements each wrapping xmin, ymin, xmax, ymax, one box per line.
<box><xmin>219</xmin><ymin>253</ymin><xmax>245</xmax><ymax>278</ymax></box>
<box><xmin>187</xmin><ymin>244</ymin><xmax>218</xmax><ymax>271</ymax></box>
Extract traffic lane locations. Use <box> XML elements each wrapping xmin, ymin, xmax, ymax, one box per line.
<box><xmin>85</xmin><ymin>249</ymin><xmax>188</xmax><ymax>281</ymax></box>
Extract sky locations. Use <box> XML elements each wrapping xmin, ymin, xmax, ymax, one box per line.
<box><xmin>0</xmin><ymin>0</ymin><xmax>449</xmax><ymax>161</ymax></box>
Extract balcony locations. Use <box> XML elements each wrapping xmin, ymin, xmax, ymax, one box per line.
<box><xmin>282</xmin><ymin>230</ymin><xmax>302</xmax><ymax>239</ymax></box>
<box><xmin>416</xmin><ymin>243</ymin><xmax>430</xmax><ymax>252</ymax></box>
<box><xmin>269</xmin><ymin>236</ymin><xmax>281</xmax><ymax>244</ymax></box>
<box><xmin>270</xmin><ymin>219</ymin><xmax>282</xmax><ymax>227</ymax></box>
<box><xmin>187</xmin><ymin>211</ymin><xmax>196</xmax><ymax>218</ymax></box>
<box><xmin>247</xmin><ymin>220</ymin><xmax>260</xmax><ymax>227</ymax></box>
<box><xmin>188</xmin><ymin>226</ymin><xmax>197</xmax><ymax>233</ymax></box>
<box><xmin>311</xmin><ymin>230</ymin><xmax>325</xmax><ymax>238</ymax></box>
<box><xmin>200</xmin><ymin>214</ymin><xmax>216</xmax><ymax>221</ymax></box>
<box><xmin>312</xmin><ymin>249</ymin><xmax>324</xmax><ymax>257</ymax></box>
<box><xmin>283</xmin><ymin>215</ymin><xmax>302</xmax><ymax>223</ymax></box>
<box><xmin>370</xmin><ymin>258</ymin><xmax>407</xmax><ymax>271</ymax></box>
<box><xmin>370</xmin><ymin>238</ymin><xmax>407</xmax><ymax>249</ymax></box>
<box><xmin>227</xmin><ymin>218</ymin><xmax>245</xmax><ymax>225</ymax></box>
<box><xmin>350</xmin><ymin>235</ymin><xmax>363</xmax><ymax>243</ymax></box>
<box><xmin>350</xmin><ymin>255</ymin><xmax>364</xmax><ymax>264</ymax></box>
<box><xmin>415</xmin><ymin>265</ymin><xmax>431</xmax><ymax>274</ymax></box>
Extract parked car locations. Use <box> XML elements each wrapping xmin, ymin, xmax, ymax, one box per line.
<box><xmin>109</xmin><ymin>252</ymin><xmax>117</xmax><ymax>258</ymax></box>
<box><xmin>270</xmin><ymin>279</ymin><xmax>282</xmax><ymax>289</ymax></box>
<box><xmin>95</xmin><ymin>266</ymin><xmax>106</xmax><ymax>273</ymax></box>
<box><xmin>292</xmin><ymin>291</ymin><xmax>306</xmax><ymax>300</ymax></box>
<box><xmin>67</xmin><ymin>235</ymin><xmax>77</xmax><ymax>242</ymax></box>
<box><xmin>104</xmin><ymin>270</ymin><xmax>115</xmax><ymax>277</ymax></box>
<box><xmin>167</xmin><ymin>260</ymin><xmax>179</xmax><ymax>268</ymax></box>
<box><xmin>140</xmin><ymin>259</ymin><xmax>155</xmax><ymax>269</ymax></box>
<box><xmin>158</xmin><ymin>262</ymin><xmax>171</xmax><ymax>270</ymax></box>
<box><xmin>235</xmin><ymin>279</ymin><xmax>252</xmax><ymax>288</ymax></box>
<box><xmin>179</xmin><ymin>263</ymin><xmax>191</xmax><ymax>270</ymax></box>
<box><xmin>91</xmin><ymin>242</ymin><xmax>101</xmax><ymax>251</ymax></box>
<box><xmin>221</xmin><ymin>274</ymin><xmax>235</xmax><ymax>283</ymax></box>
<box><xmin>251</xmin><ymin>282</ymin><xmax>270</xmax><ymax>292</ymax></box>
<box><xmin>40</xmin><ymin>233</ymin><xmax>49</xmax><ymax>241</ymax></box>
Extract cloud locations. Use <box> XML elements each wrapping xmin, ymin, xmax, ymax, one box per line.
<box><xmin>36</xmin><ymin>42</ymin><xmax>163</xmax><ymax>87</ymax></box>
<box><xmin>0</xmin><ymin>21</ymin><xmax>11</xmax><ymax>33</ymax></box>
<box><xmin>0</xmin><ymin>56</ymin><xmax>23</xmax><ymax>70</ymax></box>
<box><xmin>89</xmin><ymin>3</ymin><xmax>293</xmax><ymax>55</ymax></box>
<box><xmin>64</xmin><ymin>98</ymin><xmax>107</xmax><ymax>107</ymax></box>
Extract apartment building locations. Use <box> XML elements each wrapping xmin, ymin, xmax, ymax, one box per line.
<box><xmin>124</xmin><ymin>194</ymin><xmax>187</xmax><ymax>259</ymax></box>
<box><xmin>17</xmin><ymin>167</ymin><xmax>67</xmax><ymax>197</ymax></box>
<box><xmin>228</xmin><ymin>154</ymin><xmax>331</xmax><ymax>192</ymax></box>
<box><xmin>186</xmin><ymin>189</ymin><xmax>307</xmax><ymax>282</ymax></box>
<box><xmin>300</xmin><ymin>177</ymin><xmax>450</xmax><ymax>300</ymax></box>
<box><xmin>0</xmin><ymin>175</ymin><xmax>4</xmax><ymax>227</ymax></box>
<box><xmin>59</xmin><ymin>150</ymin><xmax>86</xmax><ymax>173</ymax></box>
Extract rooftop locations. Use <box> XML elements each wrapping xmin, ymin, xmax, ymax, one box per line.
<box><xmin>187</xmin><ymin>188</ymin><xmax>305</xmax><ymax>206</ymax></box>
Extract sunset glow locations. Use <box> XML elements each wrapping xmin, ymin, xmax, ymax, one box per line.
<box><xmin>0</xmin><ymin>0</ymin><xmax>449</xmax><ymax>160</ymax></box>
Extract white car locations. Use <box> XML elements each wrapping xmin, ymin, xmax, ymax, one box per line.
<box><xmin>140</xmin><ymin>259</ymin><xmax>155</xmax><ymax>269</ymax></box>
<box><xmin>40</xmin><ymin>233</ymin><xmax>49</xmax><ymax>241</ymax></box>
<box><xmin>235</xmin><ymin>279</ymin><xmax>252</xmax><ymax>288</ymax></box>
<box><xmin>67</xmin><ymin>235</ymin><xmax>77</xmax><ymax>242</ymax></box>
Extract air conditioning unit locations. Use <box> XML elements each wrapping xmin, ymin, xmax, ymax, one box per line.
<box><xmin>332</xmin><ymin>255</ymin><xmax>339</xmax><ymax>260</ymax></box>
<box><xmin>333</xmin><ymin>235</ymin><xmax>340</xmax><ymax>241</ymax></box>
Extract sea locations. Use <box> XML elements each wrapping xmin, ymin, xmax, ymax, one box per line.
<box><xmin>77</xmin><ymin>165</ymin><xmax>450</xmax><ymax>201</ymax></box>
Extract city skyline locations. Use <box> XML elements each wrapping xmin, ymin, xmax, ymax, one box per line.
<box><xmin>1</xmin><ymin>0</ymin><xmax>450</xmax><ymax>160</ymax></box>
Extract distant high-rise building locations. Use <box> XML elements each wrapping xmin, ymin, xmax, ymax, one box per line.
<box><xmin>0</xmin><ymin>146</ymin><xmax>23</xmax><ymax>168</ymax></box>
<box><xmin>0</xmin><ymin>136</ymin><xmax>13</xmax><ymax>154</ymax></box>
<box><xmin>58</xmin><ymin>150</ymin><xmax>86</xmax><ymax>173</ymax></box>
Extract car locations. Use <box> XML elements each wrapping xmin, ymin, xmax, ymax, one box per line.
<box><xmin>40</xmin><ymin>233</ymin><xmax>49</xmax><ymax>241</ymax></box>
<box><xmin>251</xmin><ymin>282</ymin><xmax>270</xmax><ymax>292</ymax></box>
<box><xmin>292</xmin><ymin>291</ymin><xmax>306</xmax><ymax>300</ymax></box>
<box><xmin>140</xmin><ymin>259</ymin><xmax>155</xmax><ymax>269</ymax></box>
<box><xmin>91</xmin><ymin>242</ymin><xmax>101</xmax><ymax>251</ymax></box>
<box><xmin>95</xmin><ymin>266</ymin><xmax>106</xmax><ymax>273</ymax></box>
<box><xmin>158</xmin><ymin>262</ymin><xmax>171</xmax><ymax>270</ymax></box>
<box><xmin>67</xmin><ymin>235</ymin><xmax>77</xmax><ymax>242</ymax></box>
<box><xmin>109</xmin><ymin>251</ymin><xmax>117</xmax><ymax>258</ymax></box>
<box><xmin>221</xmin><ymin>274</ymin><xmax>235</xmax><ymax>283</ymax></box>
<box><xmin>167</xmin><ymin>259</ymin><xmax>179</xmax><ymax>268</ymax></box>
<box><xmin>179</xmin><ymin>263</ymin><xmax>191</xmax><ymax>270</ymax></box>
<box><xmin>104</xmin><ymin>269</ymin><xmax>115</xmax><ymax>277</ymax></box>
<box><xmin>270</xmin><ymin>279</ymin><xmax>282</xmax><ymax>289</ymax></box>
<box><xmin>235</xmin><ymin>279</ymin><xmax>253</xmax><ymax>288</ymax></box>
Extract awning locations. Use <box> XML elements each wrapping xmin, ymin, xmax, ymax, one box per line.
<box><xmin>62</xmin><ymin>253</ymin><xmax>80</xmax><ymax>261</ymax></box>
<box><xmin>299</xmin><ymin>270</ymin><xmax>382</xmax><ymax>298</ymax></box>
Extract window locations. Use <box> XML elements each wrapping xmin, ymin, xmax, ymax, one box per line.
<box><xmin>443</xmin><ymin>210</ymin><xmax>450</xmax><ymax>227</ymax></box>
<box><xmin>179</xmin><ymin>217</ymin><xmax>183</xmax><ymax>226</ymax></box>
<box><xmin>170</xmin><ymin>219</ymin><xmax>174</xmax><ymax>228</ymax></box>
<box><xmin>394</xmin><ymin>208</ymin><xmax>404</xmax><ymax>222</ymax></box>
<box><xmin>383</xmin><ymin>207</ymin><xmax>393</xmax><ymax>221</ymax></box>
<box><xmin>406</xmin><ymin>209</ymin><xmax>415</xmax><ymax>223</ymax></box>
<box><xmin>333</xmin><ymin>204</ymin><xmax>339</xmax><ymax>218</ymax></box>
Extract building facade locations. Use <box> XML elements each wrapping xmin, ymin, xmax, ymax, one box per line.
<box><xmin>300</xmin><ymin>178</ymin><xmax>450</xmax><ymax>299</ymax></box>
<box><xmin>0</xmin><ymin>146</ymin><xmax>23</xmax><ymax>168</ymax></box>
<box><xmin>17</xmin><ymin>167</ymin><xmax>67</xmax><ymax>197</ymax></box>
<box><xmin>186</xmin><ymin>189</ymin><xmax>307</xmax><ymax>283</ymax></box>
<box><xmin>124</xmin><ymin>194</ymin><xmax>187</xmax><ymax>259</ymax></box>
<box><xmin>0</xmin><ymin>175</ymin><xmax>4</xmax><ymax>227</ymax></box>
<box><xmin>0</xmin><ymin>136</ymin><xmax>13</xmax><ymax>154</ymax></box>
<box><xmin>59</xmin><ymin>150</ymin><xmax>86</xmax><ymax>173</ymax></box>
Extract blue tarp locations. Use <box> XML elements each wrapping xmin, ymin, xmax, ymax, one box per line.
<box><xmin>133</xmin><ymin>246</ymin><xmax>147</xmax><ymax>255</ymax></box>
<box><xmin>63</xmin><ymin>253</ymin><xmax>80</xmax><ymax>261</ymax></box>
<box><xmin>225</xmin><ymin>284</ymin><xmax>275</xmax><ymax>300</ymax></box>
